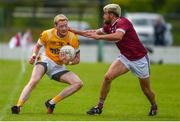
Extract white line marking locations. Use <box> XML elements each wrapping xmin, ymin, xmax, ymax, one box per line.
<box><xmin>0</xmin><ymin>63</ymin><xmax>27</xmax><ymax>120</ymax></box>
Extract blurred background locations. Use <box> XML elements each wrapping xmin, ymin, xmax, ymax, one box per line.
<box><xmin>0</xmin><ymin>0</ymin><xmax>180</xmax><ymax>64</ymax></box>
<box><xmin>1</xmin><ymin>1</ymin><xmax>180</xmax><ymax>121</ymax></box>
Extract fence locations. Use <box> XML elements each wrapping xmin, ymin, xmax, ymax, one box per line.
<box><xmin>0</xmin><ymin>43</ymin><xmax>180</xmax><ymax>64</ymax></box>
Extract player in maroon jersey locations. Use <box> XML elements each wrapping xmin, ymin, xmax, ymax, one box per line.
<box><xmin>70</xmin><ymin>4</ymin><xmax>157</xmax><ymax>116</ymax></box>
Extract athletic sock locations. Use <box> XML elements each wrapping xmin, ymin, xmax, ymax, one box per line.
<box><xmin>152</xmin><ymin>104</ymin><xmax>157</xmax><ymax>109</ymax></box>
<box><xmin>16</xmin><ymin>99</ymin><xmax>24</xmax><ymax>107</ymax></box>
<box><xmin>50</xmin><ymin>95</ymin><xmax>61</xmax><ymax>105</ymax></box>
<box><xmin>97</xmin><ymin>98</ymin><xmax>104</xmax><ymax>109</ymax></box>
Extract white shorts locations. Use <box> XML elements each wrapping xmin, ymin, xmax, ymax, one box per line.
<box><xmin>117</xmin><ymin>54</ymin><xmax>150</xmax><ymax>79</ymax></box>
<box><xmin>35</xmin><ymin>54</ymin><xmax>68</xmax><ymax>79</ymax></box>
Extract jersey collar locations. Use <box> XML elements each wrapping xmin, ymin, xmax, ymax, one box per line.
<box><xmin>112</xmin><ymin>18</ymin><xmax>120</xmax><ymax>27</ymax></box>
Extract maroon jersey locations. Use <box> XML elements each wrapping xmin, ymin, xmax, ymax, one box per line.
<box><xmin>101</xmin><ymin>17</ymin><xmax>147</xmax><ymax>61</ymax></box>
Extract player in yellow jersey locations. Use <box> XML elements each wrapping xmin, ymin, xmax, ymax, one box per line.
<box><xmin>11</xmin><ymin>14</ymin><xmax>83</xmax><ymax>114</ymax></box>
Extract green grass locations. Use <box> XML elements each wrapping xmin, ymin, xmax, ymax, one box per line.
<box><xmin>0</xmin><ymin>59</ymin><xmax>180</xmax><ymax>121</ymax></box>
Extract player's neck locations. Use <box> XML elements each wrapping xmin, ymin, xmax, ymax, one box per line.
<box><xmin>57</xmin><ymin>31</ymin><xmax>66</xmax><ymax>38</ymax></box>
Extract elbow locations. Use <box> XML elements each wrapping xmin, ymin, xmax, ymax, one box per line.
<box><xmin>72</xmin><ymin>58</ymin><xmax>80</xmax><ymax>65</ymax></box>
<box><xmin>116</xmin><ymin>35</ymin><xmax>123</xmax><ymax>40</ymax></box>
<box><xmin>113</xmin><ymin>32</ymin><xmax>123</xmax><ymax>41</ymax></box>
<box><xmin>116</xmin><ymin>37</ymin><xmax>123</xmax><ymax>41</ymax></box>
<box><xmin>113</xmin><ymin>37</ymin><xmax>122</xmax><ymax>41</ymax></box>
<box><xmin>76</xmin><ymin>59</ymin><xmax>80</xmax><ymax>64</ymax></box>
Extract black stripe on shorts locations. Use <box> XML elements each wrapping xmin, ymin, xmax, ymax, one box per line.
<box><xmin>35</xmin><ymin>62</ymin><xmax>48</xmax><ymax>73</ymax></box>
<box><xmin>52</xmin><ymin>70</ymin><xmax>70</xmax><ymax>81</ymax></box>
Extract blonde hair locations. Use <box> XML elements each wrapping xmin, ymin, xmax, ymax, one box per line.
<box><xmin>103</xmin><ymin>4</ymin><xmax>121</xmax><ymax>17</ymax></box>
<box><xmin>54</xmin><ymin>14</ymin><xmax>68</xmax><ymax>24</ymax></box>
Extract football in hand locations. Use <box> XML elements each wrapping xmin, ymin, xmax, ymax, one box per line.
<box><xmin>60</xmin><ymin>45</ymin><xmax>76</xmax><ymax>60</ymax></box>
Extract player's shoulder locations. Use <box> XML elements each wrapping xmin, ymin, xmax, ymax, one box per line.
<box><xmin>116</xmin><ymin>17</ymin><xmax>132</xmax><ymax>27</ymax></box>
<box><xmin>68</xmin><ymin>31</ymin><xmax>79</xmax><ymax>47</ymax></box>
<box><xmin>68</xmin><ymin>31</ymin><xmax>78</xmax><ymax>39</ymax></box>
<box><xmin>68</xmin><ymin>31</ymin><xmax>76</xmax><ymax>36</ymax></box>
<box><xmin>42</xmin><ymin>28</ymin><xmax>54</xmax><ymax>35</ymax></box>
<box><xmin>40</xmin><ymin>28</ymin><xmax>55</xmax><ymax>39</ymax></box>
<box><xmin>118</xmin><ymin>17</ymin><xmax>131</xmax><ymax>23</ymax></box>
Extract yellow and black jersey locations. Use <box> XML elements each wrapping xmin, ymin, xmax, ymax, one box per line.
<box><xmin>38</xmin><ymin>28</ymin><xmax>79</xmax><ymax>64</ymax></box>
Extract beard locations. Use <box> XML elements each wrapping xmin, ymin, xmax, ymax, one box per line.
<box><xmin>57</xmin><ymin>30</ymin><xmax>67</xmax><ymax>38</ymax></box>
<box><xmin>60</xmin><ymin>32</ymin><xmax>67</xmax><ymax>37</ymax></box>
<box><xmin>104</xmin><ymin>19</ymin><xmax>111</xmax><ymax>25</ymax></box>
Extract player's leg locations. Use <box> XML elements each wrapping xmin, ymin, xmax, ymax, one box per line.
<box><xmin>130</xmin><ymin>55</ymin><xmax>157</xmax><ymax>116</ymax></box>
<box><xmin>53</xmin><ymin>71</ymin><xmax>83</xmax><ymax>100</ymax></box>
<box><xmin>17</xmin><ymin>64</ymin><xmax>46</xmax><ymax>106</ymax></box>
<box><xmin>87</xmin><ymin>59</ymin><xmax>129</xmax><ymax>115</ymax></box>
<box><xmin>99</xmin><ymin>60</ymin><xmax>129</xmax><ymax>105</ymax></box>
<box><xmin>11</xmin><ymin>63</ymin><xmax>46</xmax><ymax>114</ymax></box>
<box><xmin>139</xmin><ymin>77</ymin><xmax>157</xmax><ymax>116</ymax></box>
<box><xmin>45</xmin><ymin>71</ymin><xmax>83</xmax><ymax>114</ymax></box>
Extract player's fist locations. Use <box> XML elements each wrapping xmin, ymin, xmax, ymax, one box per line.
<box><xmin>59</xmin><ymin>51</ymin><xmax>70</xmax><ymax>65</ymax></box>
<box><xmin>29</xmin><ymin>54</ymin><xmax>36</xmax><ymax>65</ymax></box>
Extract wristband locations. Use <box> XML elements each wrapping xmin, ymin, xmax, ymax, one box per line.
<box><xmin>68</xmin><ymin>61</ymin><xmax>73</xmax><ymax>65</ymax></box>
<box><xmin>32</xmin><ymin>53</ymin><xmax>36</xmax><ymax>57</ymax></box>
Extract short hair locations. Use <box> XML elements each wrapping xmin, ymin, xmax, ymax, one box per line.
<box><xmin>54</xmin><ymin>14</ymin><xmax>68</xmax><ymax>24</ymax></box>
<box><xmin>103</xmin><ymin>4</ymin><xmax>121</xmax><ymax>17</ymax></box>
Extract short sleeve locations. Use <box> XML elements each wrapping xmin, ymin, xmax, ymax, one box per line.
<box><xmin>38</xmin><ymin>31</ymin><xmax>48</xmax><ymax>46</ymax></box>
<box><xmin>70</xmin><ymin>34</ymin><xmax>79</xmax><ymax>49</ymax></box>
<box><xmin>116</xmin><ymin>18</ymin><xmax>131</xmax><ymax>34</ymax></box>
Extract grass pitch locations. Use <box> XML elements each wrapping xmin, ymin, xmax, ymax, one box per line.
<box><xmin>0</xmin><ymin>59</ymin><xmax>180</xmax><ymax>121</ymax></box>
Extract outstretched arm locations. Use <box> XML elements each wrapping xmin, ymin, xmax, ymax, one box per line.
<box><xmin>69</xmin><ymin>28</ymin><xmax>104</xmax><ymax>37</ymax></box>
<box><xmin>69</xmin><ymin>28</ymin><xmax>95</xmax><ymax>36</ymax></box>
<box><xmin>87</xmin><ymin>31</ymin><xmax>124</xmax><ymax>42</ymax></box>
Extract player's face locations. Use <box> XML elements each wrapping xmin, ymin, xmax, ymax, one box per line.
<box><xmin>56</xmin><ymin>20</ymin><xmax>68</xmax><ymax>36</ymax></box>
<box><xmin>103</xmin><ymin>11</ymin><xmax>111</xmax><ymax>24</ymax></box>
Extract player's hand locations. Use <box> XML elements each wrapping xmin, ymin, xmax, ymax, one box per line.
<box><xmin>59</xmin><ymin>51</ymin><xmax>70</xmax><ymax>65</ymax></box>
<box><xmin>82</xmin><ymin>30</ymin><xmax>96</xmax><ymax>37</ymax></box>
<box><xmin>87</xmin><ymin>32</ymin><xmax>100</xmax><ymax>40</ymax></box>
<box><xmin>29</xmin><ymin>55</ymin><xmax>36</xmax><ymax>65</ymax></box>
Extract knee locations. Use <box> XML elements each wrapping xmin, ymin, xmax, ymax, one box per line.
<box><xmin>74</xmin><ymin>81</ymin><xmax>83</xmax><ymax>89</ymax></box>
<box><xmin>28</xmin><ymin>79</ymin><xmax>39</xmax><ymax>88</ymax></box>
<box><xmin>78</xmin><ymin>81</ymin><xmax>83</xmax><ymax>88</ymax></box>
<box><xmin>104</xmin><ymin>74</ymin><xmax>112</xmax><ymax>83</ymax></box>
<box><xmin>142</xmin><ymin>87</ymin><xmax>150</xmax><ymax>95</ymax></box>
